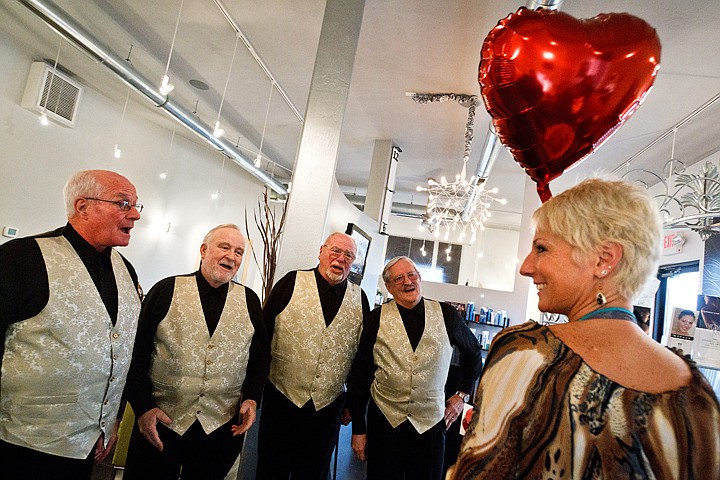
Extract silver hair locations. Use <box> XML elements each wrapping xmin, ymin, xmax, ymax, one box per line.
<box><xmin>202</xmin><ymin>223</ymin><xmax>243</xmax><ymax>246</ymax></box>
<box><xmin>382</xmin><ymin>256</ymin><xmax>419</xmax><ymax>282</ymax></box>
<box><xmin>324</xmin><ymin>232</ymin><xmax>357</xmax><ymax>251</ymax></box>
<box><xmin>63</xmin><ymin>170</ymin><xmax>106</xmax><ymax>219</ymax></box>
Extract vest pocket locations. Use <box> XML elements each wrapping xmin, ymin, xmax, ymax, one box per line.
<box><xmin>375</xmin><ymin>381</ymin><xmax>403</xmax><ymax>397</ymax></box>
<box><xmin>15</xmin><ymin>394</ymin><xmax>79</xmax><ymax>420</ymax></box>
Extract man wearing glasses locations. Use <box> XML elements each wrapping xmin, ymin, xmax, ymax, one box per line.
<box><xmin>0</xmin><ymin>170</ymin><xmax>143</xmax><ymax>479</ymax></box>
<box><xmin>257</xmin><ymin>232</ymin><xmax>370</xmax><ymax>480</ymax></box>
<box><xmin>347</xmin><ymin>256</ymin><xmax>481</xmax><ymax>480</ymax></box>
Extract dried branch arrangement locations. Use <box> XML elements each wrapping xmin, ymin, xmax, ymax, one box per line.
<box><xmin>245</xmin><ymin>187</ymin><xmax>288</xmax><ymax>304</ymax></box>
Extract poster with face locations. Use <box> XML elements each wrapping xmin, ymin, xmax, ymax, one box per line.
<box><xmin>668</xmin><ymin>307</ymin><xmax>698</xmax><ymax>354</ymax></box>
<box><xmin>671</xmin><ymin>308</ymin><xmax>698</xmax><ymax>338</ymax></box>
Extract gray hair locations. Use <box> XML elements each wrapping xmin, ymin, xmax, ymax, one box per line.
<box><xmin>63</xmin><ymin>170</ymin><xmax>105</xmax><ymax>219</ymax></box>
<box><xmin>202</xmin><ymin>223</ymin><xmax>243</xmax><ymax>246</ymax></box>
<box><xmin>324</xmin><ymin>232</ymin><xmax>357</xmax><ymax>251</ymax></box>
<box><xmin>532</xmin><ymin>177</ymin><xmax>662</xmax><ymax>301</ymax></box>
<box><xmin>382</xmin><ymin>256</ymin><xmax>419</xmax><ymax>283</ymax></box>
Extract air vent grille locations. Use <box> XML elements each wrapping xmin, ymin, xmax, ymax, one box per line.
<box><xmin>22</xmin><ymin>62</ymin><xmax>83</xmax><ymax>127</ymax></box>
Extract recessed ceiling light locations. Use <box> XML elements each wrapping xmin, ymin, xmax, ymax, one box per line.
<box><xmin>189</xmin><ymin>79</ymin><xmax>209</xmax><ymax>90</ymax></box>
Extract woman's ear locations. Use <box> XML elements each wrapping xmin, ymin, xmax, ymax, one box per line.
<box><xmin>595</xmin><ymin>241</ymin><xmax>623</xmax><ymax>277</ymax></box>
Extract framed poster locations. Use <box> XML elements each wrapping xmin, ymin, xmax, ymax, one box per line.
<box><xmin>345</xmin><ymin>223</ymin><xmax>371</xmax><ymax>285</ymax></box>
<box><xmin>668</xmin><ymin>307</ymin><xmax>698</xmax><ymax>353</ymax></box>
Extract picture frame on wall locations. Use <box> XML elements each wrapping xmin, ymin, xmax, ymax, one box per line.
<box><xmin>345</xmin><ymin>223</ymin><xmax>371</xmax><ymax>285</ymax></box>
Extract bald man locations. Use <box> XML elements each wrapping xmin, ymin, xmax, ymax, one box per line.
<box><xmin>0</xmin><ymin>170</ymin><xmax>143</xmax><ymax>480</ymax></box>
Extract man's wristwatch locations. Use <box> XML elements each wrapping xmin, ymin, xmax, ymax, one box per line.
<box><xmin>455</xmin><ymin>391</ymin><xmax>470</xmax><ymax>403</ymax></box>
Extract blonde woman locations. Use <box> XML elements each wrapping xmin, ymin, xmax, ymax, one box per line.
<box><xmin>449</xmin><ymin>178</ymin><xmax>720</xmax><ymax>479</ymax></box>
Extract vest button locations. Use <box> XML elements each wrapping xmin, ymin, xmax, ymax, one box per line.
<box><xmin>109</xmin><ymin>376</ymin><xmax>115</xmax><ymax>382</ymax></box>
<box><xmin>206</xmin><ymin>360</ymin><xmax>213</xmax><ymax>365</ymax></box>
<box><xmin>410</xmin><ymin>400</ymin><xmax>415</xmax><ymax>403</ymax></box>
<box><xmin>104</xmin><ymin>400</ymin><xmax>109</xmax><ymax>405</ymax></box>
<box><xmin>197</xmin><ymin>410</ymin><xmax>201</xmax><ymax>414</ymax></box>
<box><xmin>112</xmin><ymin>332</ymin><xmax>120</xmax><ymax>339</ymax></box>
<box><xmin>200</xmin><ymin>393</ymin><xmax>205</xmax><ymax>397</ymax></box>
<box><xmin>208</xmin><ymin>344</ymin><xmax>215</xmax><ymax>349</ymax></box>
<box><xmin>101</xmin><ymin>421</ymin><xmax>105</xmax><ymax>427</ymax></box>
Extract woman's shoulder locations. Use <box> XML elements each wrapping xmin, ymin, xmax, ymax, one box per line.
<box><xmin>493</xmin><ymin>320</ymin><xmax>554</xmax><ymax>346</ymax></box>
<box><xmin>671</xmin><ymin>348</ymin><xmax>720</xmax><ymax>403</ymax></box>
<box><xmin>485</xmin><ymin>320</ymin><xmax>564</xmax><ymax>368</ymax></box>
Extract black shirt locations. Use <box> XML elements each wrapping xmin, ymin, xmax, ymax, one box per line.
<box><xmin>123</xmin><ymin>271</ymin><xmax>271</xmax><ymax>416</ymax></box>
<box><xmin>0</xmin><ymin>223</ymin><xmax>139</xmax><ymax>361</ymax></box>
<box><xmin>262</xmin><ymin>268</ymin><xmax>371</xmax><ymax>342</ymax></box>
<box><xmin>346</xmin><ymin>299</ymin><xmax>482</xmax><ymax>434</ymax></box>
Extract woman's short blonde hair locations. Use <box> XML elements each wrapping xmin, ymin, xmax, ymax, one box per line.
<box><xmin>532</xmin><ymin>177</ymin><xmax>662</xmax><ymax>301</ymax></box>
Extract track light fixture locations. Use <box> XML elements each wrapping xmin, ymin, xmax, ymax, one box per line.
<box><xmin>159</xmin><ymin>0</ymin><xmax>183</xmax><ymax>96</ymax></box>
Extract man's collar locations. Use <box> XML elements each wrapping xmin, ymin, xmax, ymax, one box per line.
<box><xmin>63</xmin><ymin>223</ymin><xmax>110</xmax><ymax>261</ymax></box>
<box><xmin>313</xmin><ymin>267</ymin><xmax>346</xmax><ymax>295</ymax></box>
<box><xmin>195</xmin><ymin>270</ymin><xmax>230</xmax><ymax>293</ymax></box>
<box><xmin>395</xmin><ymin>298</ymin><xmax>424</xmax><ymax>314</ymax></box>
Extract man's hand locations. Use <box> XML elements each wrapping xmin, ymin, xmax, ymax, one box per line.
<box><xmin>444</xmin><ymin>394</ymin><xmax>465</xmax><ymax>430</ymax></box>
<box><xmin>138</xmin><ymin>407</ymin><xmax>172</xmax><ymax>451</ymax></box>
<box><xmin>340</xmin><ymin>407</ymin><xmax>352</xmax><ymax>426</ymax></box>
<box><xmin>231</xmin><ymin>399</ymin><xmax>257</xmax><ymax>436</ymax></box>
<box><xmin>93</xmin><ymin>421</ymin><xmax>118</xmax><ymax>464</ymax></box>
<box><xmin>351</xmin><ymin>434</ymin><xmax>367</xmax><ymax>461</ymax></box>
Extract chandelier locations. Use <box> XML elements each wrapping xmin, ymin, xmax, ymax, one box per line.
<box><xmin>617</xmin><ymin>92</ymin><xmax>720</xmax><ymax>240</ymax></box>
<box><xmin>411</xmin><ymin>92</ymin><xmax>506</xmax><ymax>244</ymax></box>
<box><xmin>626</xmin><ymin>157</ymin><xmax>720</xmax><ymax>241</ymax></box>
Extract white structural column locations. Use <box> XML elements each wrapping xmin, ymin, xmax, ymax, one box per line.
<box><xmin>276</xmin><ymin>0</ymin><xmax>366</xmax><ymax>278</ymax></box>
<box><xmin>364</xmin><ymin>140</ymin><xmax>399</xmax><ymax>233</ymax></box>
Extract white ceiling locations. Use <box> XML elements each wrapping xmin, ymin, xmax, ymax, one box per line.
<box><xmin>3</xmin><ymin>0</ymin><xmax>720</xmax><ymax>229</ymax></box>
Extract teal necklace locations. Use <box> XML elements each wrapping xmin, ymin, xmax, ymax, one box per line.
<box><xmin>577</xmin><ymin>307</ymin><xmax>636</xmax><ymax>322</ymax></box>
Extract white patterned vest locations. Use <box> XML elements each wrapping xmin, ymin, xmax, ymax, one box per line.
<box><xmin>0</xmin><ymin>236</ymin><xmax>140</xmax><ymax>458</ymax></box>
<box><xmin>370</xmin><ymin>299</ymin><xmax>453</xmax><ymax>434</ymax></box>
<box><xmin>149</xmin><ymin>277</ymin><xmax>254</xmax><ymax>435</ymax></box>
<box><xmin>269</xmin><ymin>270</ymin><xmax>363</xmax><ymax>409</ymax></box>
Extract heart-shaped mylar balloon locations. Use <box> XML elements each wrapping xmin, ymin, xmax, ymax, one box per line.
<box><xmin>479</xmin><ymin>7</ymin><xmax>661</xmax><ymax>202</ymax></box>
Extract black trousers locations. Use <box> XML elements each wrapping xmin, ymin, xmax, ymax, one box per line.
<box><xmin>0</xmin><ymin>438</ymin><xmax>95</xmax><ymax>480</ymax></box>
<box><xmin>366</xmin><ymin>400</ymin><xmax>446</xmax><ymax>480</ymax></box>
<box><xmin>123</xmin><ymin>417</ymin><xmax>243</xmax><ymax>480</ymax></box>
<box><xmin>256</xmin><ymin>383</ymin><xmax>344</xmax><ymax>480</ymax></box>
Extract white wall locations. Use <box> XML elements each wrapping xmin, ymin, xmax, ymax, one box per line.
<box><xmin>0</xmin><ymin>30</ymin><xmax>385</xmax><ymax>301</ymax></box>
<box><xmin>384</xmin><ymin>215</ymin><xmax>520</xmax><ymax>291</ymax></box>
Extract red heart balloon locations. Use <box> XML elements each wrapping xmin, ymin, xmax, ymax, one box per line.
<box><xmin>479</xmin><ymin>8</ymin><xmax>661</xmax><ymax>202</ymax></box>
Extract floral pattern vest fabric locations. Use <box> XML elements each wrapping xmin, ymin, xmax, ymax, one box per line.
<box><xmin>370</xmin><ymin>299</ymin><xmax>452</xmax><ymax>434</ymax></box>
<box><xmin>0</xmin><ymin>236</ymin><xmax>140</xmax><ymax>458</ymax></box>
<box><xmin>269</xmin><ymin>270</ymin><xmax>363</xmax><ymax>409</ymax></box>
<box><xmin>149</xmin><ymin>277</ymin><xmax>254</xmax><ymax>435</ymax></box>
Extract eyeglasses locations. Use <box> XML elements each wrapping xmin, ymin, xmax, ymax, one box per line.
<box><xmin>388</xmin><ymin>271</ymin><xmax>420</xmax><ymax>285</ymax></box>
<box><xmin>84</xmin><ymin>198</ymin><xmax>144</xmax><ymax>213</ymax></box>
<box><xmin>323</xmin><ymin>245</ymin><xmax>356</xmax><ymax>261</ymax></box>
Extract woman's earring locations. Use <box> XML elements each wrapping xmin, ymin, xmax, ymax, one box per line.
<box><xmin>596</xmin><ymin>283</ymin><xmax>607</xmax><ymax>305</ymax></box>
